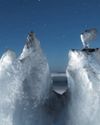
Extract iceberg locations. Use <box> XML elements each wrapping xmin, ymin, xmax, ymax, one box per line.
<box><xmin>1</xmin><ymin>31</ymin><xmax>100</xmax><ymax>125</ymax></box>
<box><xmin>0</xmin><ymin>32</ymin><xmax>52</xmax><ymax>125</ymax></box>
<box><xmin>66</xmin><ymin>48</ymin><xmax>100</xmax><ymax>125</ymax></box>
<box><xmin>0</xmin><ymin>32</ymin><xmax>69</xmax><ymax>125</ymax></box>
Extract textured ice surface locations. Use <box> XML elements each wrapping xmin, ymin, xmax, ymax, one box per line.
<box><xmin>66</xmin><ymin>48</ymin><xmax>100</xmax><ymax>125</ymax></box>
<box><xmin>1</xmin><ymin>32</ymin><xmax>100</xmax><ymax>125</ymax></box>
<box><xmin>0</xmin><ymin>32</ymin><xmax>52</xmax><ymax>125</ymax></box>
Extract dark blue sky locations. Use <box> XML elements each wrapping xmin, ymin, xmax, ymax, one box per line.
<box><xmin>0</xmin><ymin>0</ymin><xmax>100</xmax><ymax>72</ymax></box>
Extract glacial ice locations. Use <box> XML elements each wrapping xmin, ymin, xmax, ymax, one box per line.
<box><xmin>0</xmin><ymin>50</ymin><xmax>22</xmax><ymax>125</ymax></box>
<box><xmin>1</xmin><ymin>31</ymin><xmax>100</xmax><ymax>125</ymax></box>
<box><xmin>66</xmin><ymin>48</ymin><xmax>100</xmax><ymax>125</ymax></box>
<box><xmin>19</xmin><ymin>32</ymin><xmax>51</xmax><ymax>104</ymax></box>
<box><xmin>0</xmin><ymin>32</ymin><xmax>52</xmax><ymax>125</ymax></box>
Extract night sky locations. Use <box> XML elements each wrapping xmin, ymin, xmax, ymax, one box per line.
<box><xmin>0</xmin><ymin>0</ymin><xmax>100</xmax><ymax>72</ymax></box>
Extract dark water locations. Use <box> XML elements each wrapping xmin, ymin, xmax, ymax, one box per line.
<box><xmin>52</xmin><ymin>74</ymin><xmax>68</xmax><ymax>94</ymax></box>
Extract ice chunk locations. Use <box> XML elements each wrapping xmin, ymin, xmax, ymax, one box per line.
<box><xmin>19</xmin><ymin>32</ymin><xmax>51</xmax><ymax>104</ymax></box>
<box><xmin>66</xmin><ymin>48</ymin><xmax>100</xmax><ymax>125</ymax></box>
<box><xmin>0</xmin><ymin>32</ymin><xmax>52</xmax><ymax>125</ymax></box>
<box><xmin>80</xmin><ymin>28</ymin><xmax>97</xmax><ymax>48</ymax></box>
